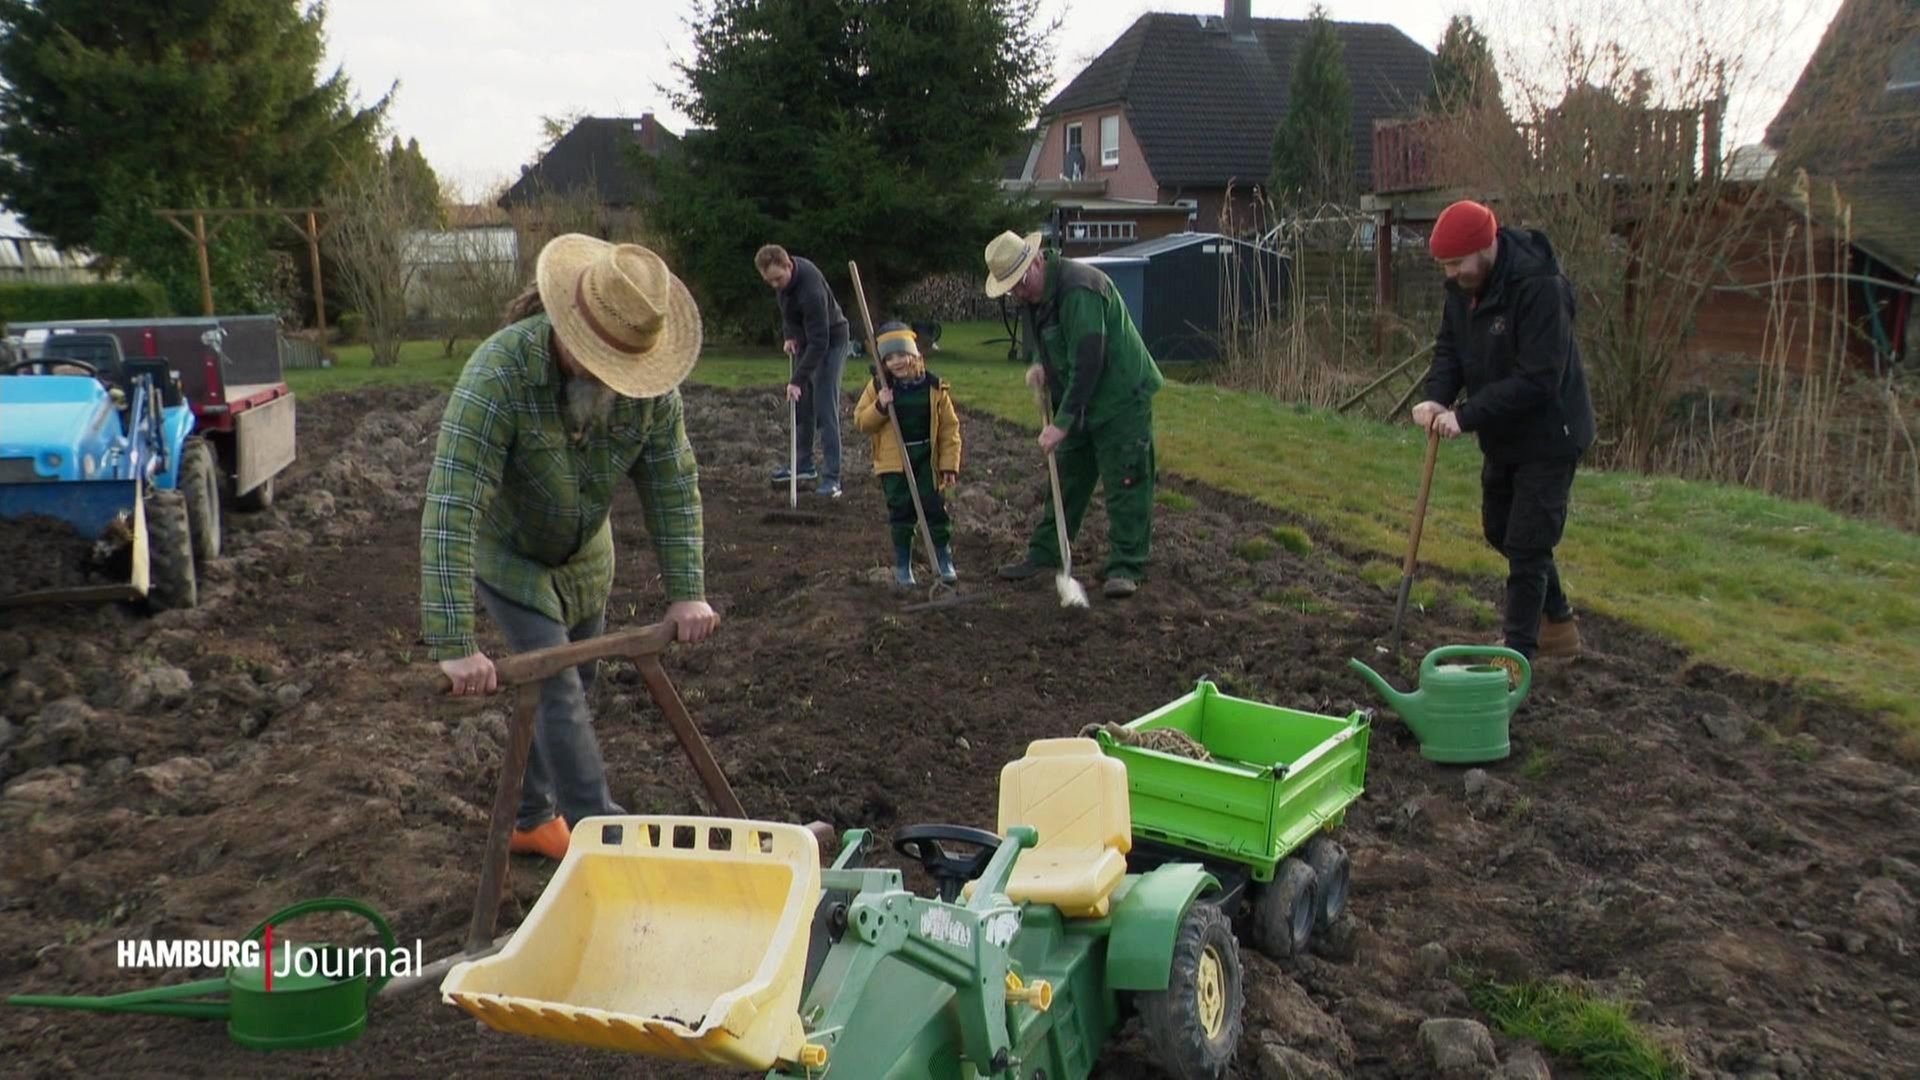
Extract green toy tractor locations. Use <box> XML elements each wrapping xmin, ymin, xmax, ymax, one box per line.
<box><xmin>442</xmin><ymin>738</ymin><xmax>1245</xmax><ymax>1078</ymax></box>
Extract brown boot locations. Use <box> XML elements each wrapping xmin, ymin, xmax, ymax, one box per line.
<box><xmin>1537</xmin><ymin>617</ymin><xmax>1582</xmax><ymax>658</ymax></box>
<box><xmin>509</xmin><ymin>816</ymin><xmax>571</xmax><ymax>860</ymax></box>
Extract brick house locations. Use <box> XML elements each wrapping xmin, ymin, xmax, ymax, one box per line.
<box><xmin>1006</xmin><ymin>1</ymin><xmax>1434</xmax><ymax>252</ymax></box>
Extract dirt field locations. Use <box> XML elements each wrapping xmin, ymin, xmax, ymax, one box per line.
<box><xmin>2</xmin><ymin>381</ymin><xmax>1916</xmax><ymax>1078</ymax></box>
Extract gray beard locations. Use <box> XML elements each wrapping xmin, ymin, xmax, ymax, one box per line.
<box><xmin>565</xmin><ymin>376</ymin><xmax>617</xmax><ymax>432</ymax></box>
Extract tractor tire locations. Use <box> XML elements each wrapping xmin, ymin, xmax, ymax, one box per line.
<box><xmin>1304</xmin><ymin>836</ymin><xmax>1350</xmax><ymax>931</ymax></box>
<box><xmin>1250</xmin><ymin>857</ymin><xmax>1318</xmax><ymax>960</ymax></box>
<box><xmin>180</xmin><ymin>437</ymin><xmax>222</xmax><ymax>562</ymax></box>
<box><xmin>146</xmin><ymin>489</ymin><xmax>198</xmax><ymax>612</ymax></box>
<box><xmin>1139</xmin><ymin>901</ymin><xmax>1244</xmax><ymax>1080</ymax></box>
<box><xmin>235</xmin><ymin>474</ymin><xmax>275</xmax><ymax>512</ymax></box>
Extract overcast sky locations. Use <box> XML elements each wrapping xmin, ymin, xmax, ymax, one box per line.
<box><xmin>0</xmin><ymin>0</ymin><xmax>1848</xmax><ymax>234</ymax></box>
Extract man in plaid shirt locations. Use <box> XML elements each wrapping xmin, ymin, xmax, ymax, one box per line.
<box><xmin>421</xmin><ymin>235</ymin><xmax>717</xmax><ymax>860</ymax></box>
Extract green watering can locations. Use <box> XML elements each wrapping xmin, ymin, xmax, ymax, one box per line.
<box><xmin>1347</xmin><ymin>645</ymin><xmax>1532</xmax><ymax>764</ymax></box>
<box><xmin>7</xmin><ymin>897</ymin><xmax>394</xmax><ymax>1051</ymax></box>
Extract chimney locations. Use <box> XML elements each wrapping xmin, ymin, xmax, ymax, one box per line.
<box><xmin>1226</xmin><ymin>0</ymin><xmax>1252</xmax><ymax>33</ymax></box>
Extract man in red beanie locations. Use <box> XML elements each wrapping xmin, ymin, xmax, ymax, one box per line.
<box><xmin>1412</xmin><ymin>199</ymin><xmax>1595</xmax><ymax>666</ymax></box>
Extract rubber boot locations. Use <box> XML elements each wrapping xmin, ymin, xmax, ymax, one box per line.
<box><xmin>893</xmin><ymin>543</ymin><xmax>917</xmax><ymax>588</ymax></box>
<box><xmin>934</xmin><ymin>544</ymin><xmax>958</xmax><ymax>585</ymax></box>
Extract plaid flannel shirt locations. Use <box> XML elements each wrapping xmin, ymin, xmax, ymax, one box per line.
<box><xmin>419</xmin><ymin>314</ymin><xmax>705</xmax><ymax>660</ymax></box>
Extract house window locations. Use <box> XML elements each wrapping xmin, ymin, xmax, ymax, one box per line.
<box><xmin>1890</xmin><ymin>39</ymin><xmax>1920</xmax><ymax>91</ymax></box>
<box><xmin>1100</xmin><ymin>115</ymin><xmax>1120</xmax><ymax>166</ymax></box>
<box><xmin>1067</xmin><ymin>221</ymin><xmax>1137</xmax><ymax>242</ymax></box>
<box><xmin>1064</xmin><ymin>123</ymin><xmax>1084</xmax><ymax>179</ymax></box>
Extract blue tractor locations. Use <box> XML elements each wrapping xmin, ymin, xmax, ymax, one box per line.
<box><xmin>0</xmin><ymin>332</ymin><xmax>221</xmax><ymax>610</ymax></box>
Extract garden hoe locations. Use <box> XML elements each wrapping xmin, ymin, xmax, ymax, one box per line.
<box><xmin>1387</xmin><ymin>426</ymin><xmax>1442</xmax><ymax>654</ymax></box>
<box><xmin>847</xmin><ymin>260</ymin><xmax>982</xmax><ymax>614</ymax></box>
<box><xmin>761</xmin><ymin>352</ymin><xmax>833</xmax><ymax>527</ymax></box>
<box><xmin>1036</xmin><ymin>385</ymin><xmax>1090</xmax><ymax>609</ymax></box>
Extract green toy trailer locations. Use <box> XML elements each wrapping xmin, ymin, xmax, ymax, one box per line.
<box><xmin>442</xmin><ymin>738</ymin><xmax>1249</xmax><ymax>1079</ymax></box>
<box><xmin>1091</xmin><ymin>679</ymin><xmax>1371</xmax><ymax>961</ymax></box>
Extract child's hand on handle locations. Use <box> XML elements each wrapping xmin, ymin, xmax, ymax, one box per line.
<box><xmin>877</xmin><ymin>386</ymin><xmax>893</xmax><ymax>408</ymax></box>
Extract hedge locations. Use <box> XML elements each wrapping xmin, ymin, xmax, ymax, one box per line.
<box><xmin>0</xmin><ymin>281</ymin><xmax>172</xmax><ymax>323</ymax></box>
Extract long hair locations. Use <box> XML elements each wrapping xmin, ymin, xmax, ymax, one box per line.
<box><xmin>502</xmin><ymin>281</ymin><xmax>543</xmax><ymax>327</ymax></box>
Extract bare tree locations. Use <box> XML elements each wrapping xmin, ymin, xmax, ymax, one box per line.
<box><xmin>324</xmin><ymin>152</ymin><xmax>435</xmax><ymax>366</ymax></box>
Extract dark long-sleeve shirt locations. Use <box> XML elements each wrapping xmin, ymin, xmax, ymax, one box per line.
<box><xmin>776</xmin><ymin>256</ymin><xmax>850</xmax><ymax>386</ymax></box>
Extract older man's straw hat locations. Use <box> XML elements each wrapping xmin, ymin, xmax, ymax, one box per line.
<box><xmin>982</xmin><ymin>230</ymin><xmax>1044</xmax><ymax>299</ymax></box>
<box><xmin>536</xmin><ymin>234</ymin><xmax>702</xmax><ymax>398</ymax></box>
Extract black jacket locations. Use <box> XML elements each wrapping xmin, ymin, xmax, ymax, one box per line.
<box><xmin>776</xmin><ymin>256</ymin><xmax>849</xmax><ymax>386</ymax></box>
<box><xmin>1423</xmin><ymin>227</ymin><xmax>1596</xmax><ymax>463</ymax></box>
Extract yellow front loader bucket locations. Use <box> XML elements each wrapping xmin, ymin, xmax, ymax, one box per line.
<box><xmin>441</xmin><ymin>816</ymin><xmax>820</xmax><ymax>1070</ymax></box>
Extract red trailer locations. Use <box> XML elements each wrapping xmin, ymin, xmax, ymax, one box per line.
<box><xmin>10</xmin><ymin>315</ymin><xmax>296</xmax><ymax>509</ymax></box>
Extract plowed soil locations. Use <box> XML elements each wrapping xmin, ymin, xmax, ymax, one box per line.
<box><xmin>2</xmin><ymin>382</ymin><xmax>1915</xmax><ymax>1079</ymax></box>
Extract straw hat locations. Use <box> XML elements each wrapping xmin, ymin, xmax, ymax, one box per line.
<box><xmin>535</xmin><ymin>234</ymin><xmax>702</xmax><ymax>398</ymax></box>
<box><xmin>982</xmin><ymin>230</ymin><xmax>1044</xmax><ymax>298</ymax></box>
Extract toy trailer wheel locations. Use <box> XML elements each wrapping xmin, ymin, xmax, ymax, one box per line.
<box><xmin>1250</xmin><ymin>857</ymin><xmax>1318</xmax><ymax>960</ymax></box>
<box><xmin>147</xmin><ymin>489</ymin><xmax>198</xmax><ymax>611</ymax></box>
<box><xmin>1139</xmin><ymin>901</ymin><xmax>1244</xmax><ymax>1080</ymax></box>
<box><xmin>235</xmin><ymin>475</ymin><xmax>274</xmax><ymax>512</ymax></box>
<box><xmin>1304</xmin><ymin>836</ymin><xmax>1349</xmax><ymax>931</ymax></box>
<box><xmin>180</xmin><ymin>437</ymin><xmax>222</xmax><ymax>562</ymax></box>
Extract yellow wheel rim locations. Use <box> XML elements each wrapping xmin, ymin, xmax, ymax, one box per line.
<box><xmin>1197</xmin><ymin>944</ymin><xmax>1226</xmax><ymax>1039</ymax></box>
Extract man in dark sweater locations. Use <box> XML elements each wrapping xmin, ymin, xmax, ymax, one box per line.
<box><xmin>757</xmin><ymin>244</ymin><xmax>852</xmax><ymax>497</ymax></box>
<box><xmin>1413</xmin><ymin>200</ymin><xmax>1596</xmax><ymax>664</ymax></box>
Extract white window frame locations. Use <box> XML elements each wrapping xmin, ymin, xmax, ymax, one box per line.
<box><xmin>1063</xmin><ymin>122</ymin><xmax>1084</xmax><ymax>178</ymax></box>
<box><xmin>1067</xmin><ymin>220</ymin><xmax>1138</xmax><ymax>242</ymax></box>
<box><xmin>1100</xmin><ymin>115</ymin><xmax>1120</xmax><ymax>166</ymax></box>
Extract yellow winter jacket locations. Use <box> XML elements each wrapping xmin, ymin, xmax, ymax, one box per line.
<box><xmin>853</xmin><ymin>374</ymin><xmax>962</xmax><ymax>478</ymax></box>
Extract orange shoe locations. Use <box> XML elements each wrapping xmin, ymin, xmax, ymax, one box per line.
<box><xmin>509</xmin><ymin>816</ymin><xmax>571</xmax><ymax>860</ymax></box>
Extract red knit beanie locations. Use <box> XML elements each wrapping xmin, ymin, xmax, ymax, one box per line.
<box><xmin>1428</xmin><ymin>200</ymin><xmax>1497</xmax><ymax>259</ymax></box>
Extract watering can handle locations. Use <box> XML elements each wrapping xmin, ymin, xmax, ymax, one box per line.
<box><xmin>241</xmin><ymin>897</ymin><xmax>399</xmax><ymax>999</ymax></box>
<box><xmin>1421</xmin><ymin>644</ymin><xmax>1532</xmax><ymax>701</ymax></box>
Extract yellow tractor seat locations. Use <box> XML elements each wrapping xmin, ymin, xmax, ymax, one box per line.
<box><xmin>996</xmin><ymin>738</ymin><xmax>1132</xmax><ymax>918</ymax></box>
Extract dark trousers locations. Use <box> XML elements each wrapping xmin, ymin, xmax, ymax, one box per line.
<box><xmin>476</xmin><ymin>581</ymin><xmax>625</xmax><ymax>830</ymax></box>
<box><xmin>794</xmin><ymin>340</ymin><xmax>851</xmax><ymax>485</ymax></box>
<box><xmin>1027</xmin><ymin>403</ymin><xmax>1157</xmax><ymax>580</ymax></box>
<box><xmin>882</xmin><ymin>443</ymin><xmax>951</xmax><ymax>549</ymax></box>
<box><xmin>1482</xmin><ymin>455</ymin><xmax>1579</xmax><ymax>660</ymax></box>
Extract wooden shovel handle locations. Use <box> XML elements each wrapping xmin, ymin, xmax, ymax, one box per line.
<box><xmin>431</xmin><ymin>622</ymin><xmax>677</xmax><ymax>694</ymax></box>
<box><xmin>1402</xmin><ymin>427</ymin><xmax>1442</xmax><ymax>577</ymax></box>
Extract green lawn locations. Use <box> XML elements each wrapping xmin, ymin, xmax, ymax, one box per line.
<box><xmin>291</xmin><ymin>321</ymin><xmax>1920</xmax><ymax>731</ymax></box>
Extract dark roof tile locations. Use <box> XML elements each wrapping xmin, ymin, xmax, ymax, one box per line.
<box><xmin>1044</xmin><ymin>13</ymin><xmax>1433</xmax><ymax>190</ymax></box>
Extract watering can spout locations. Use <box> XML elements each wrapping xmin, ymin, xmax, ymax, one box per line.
<box><xmin>1345</xmin><ymin>658</ymin><xmax>1429</xmax><ymax>739</ymax></box>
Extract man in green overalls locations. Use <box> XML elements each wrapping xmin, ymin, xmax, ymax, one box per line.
<box><xmin>982</xmin><ymin>230</ymin><xmax>1164</xmax><ymax>598</ymax></box>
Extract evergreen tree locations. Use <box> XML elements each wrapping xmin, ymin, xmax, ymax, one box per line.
<box><xmin>0</xmin><ymin>0</ymin><xmax>387</xmax><ymax>311</ymax></box>
<box><xmin>644</xmin><ymin>0</ymin><xmax>1055</xmax><ymax>330</ymax></box>
<box><xmin>1269</xmin><ymin>5</ymin><xmax>1354</xmax><ymax>210</ymax></box>
<box><xmin>1428</xmin><ymin>15</ymin><xmax>1503</xmax><ymax>115</ymax></box>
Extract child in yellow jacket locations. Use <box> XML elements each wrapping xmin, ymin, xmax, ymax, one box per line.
<box><xmin>853</xmin><ymin>322</ymin><xmax>962</xmax><ymax>587</ymax></box>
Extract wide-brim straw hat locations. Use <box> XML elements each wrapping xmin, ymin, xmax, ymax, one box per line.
<box><xmin>982</xmin><ymin>230</ymin><xmax>1044</xmax><ymax>298</ymax></box>
<box><xmin>536</xmin><ymin>234</ymin><xmax>702</xmax><ymax>398</ymax></box>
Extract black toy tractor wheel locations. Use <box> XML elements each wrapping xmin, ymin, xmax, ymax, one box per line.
<box><xmin>146</xmin><ymin>489</ymin><xmax>198</xmax><ymax>612</ymax></box>
<box><xmin>1250</xmin><ymin>857</ymin><xmax>1318</xmax><ymax>960</ymax></box>
<box><xmin>1139</xmin><ymin>901</ymin><xmax>1243</xmax><ymax>1080</ymax></box>
<box><xmin>180</xmin><ymin>438</ymin><xmax>222</xmax><ymax>562</ymax></box>
<box><xmin>1304</xmin><ymin>836</ymin><xmax>1350</xmax><ymax>931</ymax></box>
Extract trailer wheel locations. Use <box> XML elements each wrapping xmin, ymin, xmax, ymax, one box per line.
<box><xmin>235</xmin><ymin>474</ymin><xmax>275</xmax><ymax>512</ymax></box>
<box><xmin>1250</xmin><ymin>857</ymin><xmax>1318</xmax><ymax>960</ymax></box>
<box><xmin>1139</xmin><ymin>901</ymin><xmax>1243</xmax><ymax>1080</ymax></box>
<box><xmin>180</xmin><ymin>438</ymin><xmax>222</xmax><ymax>562</ymax></box>
<box><xmin>1304</xmin><ymin>836</ymin><xmax>1349</xmax><ymax>931</ymax></box>
<box><xmin>147</xmin><ymin>489</ymin><xmax>198</xmax><ymax>612</ymax></box>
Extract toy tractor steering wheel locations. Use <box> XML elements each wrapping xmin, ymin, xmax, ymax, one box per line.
<box><xmin>893</xmin><ymin>824</ymin><xmax>1002</xmax><ymax>903</ymax></box>
<box><xmin>4</xmin><ymin>357</ymin><xmax>100</xmax><ymax>379</ymax></box>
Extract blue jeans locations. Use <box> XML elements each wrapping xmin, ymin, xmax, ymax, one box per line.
<box><xmin>794</xmin><ymin>339</ymin><xmax>850</xmax><ymax>485</ymax></box>
<box><xmin>476</xmin><ymin>581</ymin><xmax>625</xmax><ymax>830</ymax></box>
